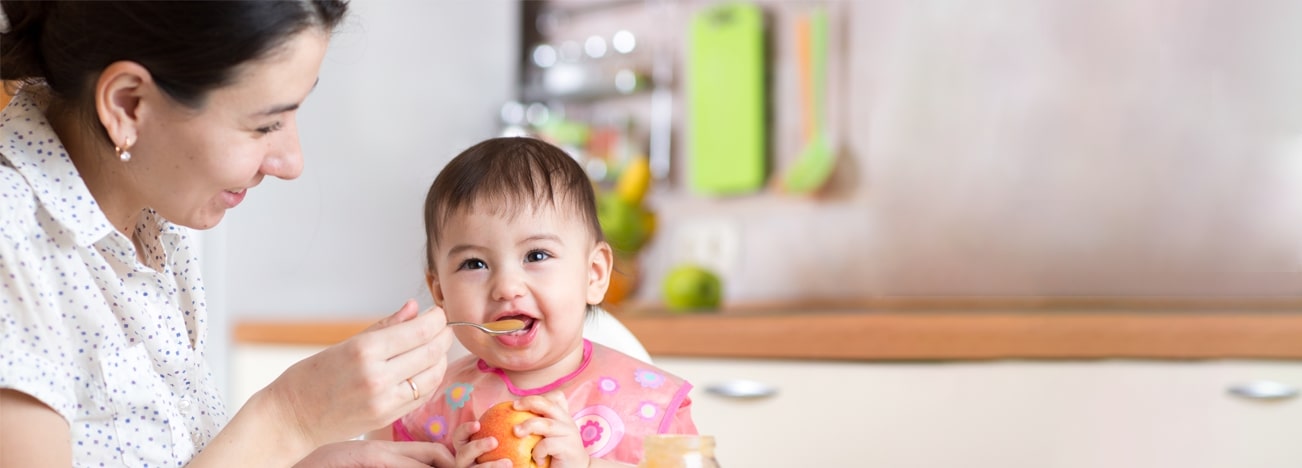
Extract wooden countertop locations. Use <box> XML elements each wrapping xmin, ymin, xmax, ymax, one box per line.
<box><xmin>233</xmin><ymin>297</ymin><xmax>1302</xmax><ymax>361</ymax></box>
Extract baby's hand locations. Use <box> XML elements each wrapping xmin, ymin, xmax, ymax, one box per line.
<box><xmin>513</xmin><ymin>391</ymin><xmax>590</xmax><ymax>468</ymax></box>
<box><xmin>450</xmin><ymin>421</ymin><xmax>511</xmax><ymax>468</ymax></box>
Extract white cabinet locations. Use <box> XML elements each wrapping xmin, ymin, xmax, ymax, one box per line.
<box><xmin>229</xmin><ymin>345</ymin><xmax>1302</xmax><ymax>468</ymax></box>
<box><xmin>229</xmin><ymin>344</ymin><xmax>322</xmax><ymax>410</ymax></box>
<box><xmin>654</xmin><ymin>357</ymin><xmax>1302</xmax><ymax>468</ymax></box>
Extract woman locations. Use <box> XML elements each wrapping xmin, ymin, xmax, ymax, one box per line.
<box><xmin>0</xmin><ymin>2</ymin><xmax>455</xmax><ymax>466</ymax></box>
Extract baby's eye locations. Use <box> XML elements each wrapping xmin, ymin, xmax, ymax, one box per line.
<box><xmin>524</xmin><ymin>250</ymin><xmax>551</xmax><ymax>263</ymax></box>
<box><xmin>458</xmin><ymin>258</ymin><xmax>487</xmax><ymax>271</ymax></box>
<box><xmin>256</xmin><ymin>121</ymin><xmax>284</xmax><ymax>135</ymax></box>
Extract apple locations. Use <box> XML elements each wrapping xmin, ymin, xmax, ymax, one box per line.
<box><xmin>662</xmin><ymin>264</ymin><xmax>723</xmax><ymax>312</ymax></box>
<box><xmin>596</xmin><ymin>192</ymin><xmax>649</xmax><ymax>254</ymax></box>
<box><xmin>471</xmin><ymin>401</ymin><xmax>551</xmax><ymax>468</ymax></box>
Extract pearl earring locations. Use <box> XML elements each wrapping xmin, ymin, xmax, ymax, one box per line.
<box><xmin>116</xmin><ymin>137</ymin><xmax>132</xmax><ymax>162</ymax></box>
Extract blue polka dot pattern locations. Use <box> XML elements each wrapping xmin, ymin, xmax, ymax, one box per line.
<box><xmin>0</xmin><ymin>90</ymin><xmax>227</xmax><ymax>466</ymax></box>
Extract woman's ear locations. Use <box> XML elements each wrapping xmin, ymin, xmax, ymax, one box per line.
<box><xmin>94</xmin><ymin>61</ymin><xmax>153</xmax><ymax>150</ymax></box>
<box><xmin>586</xmin><ymin>241</ymin><xmax>614</xmax><ymax>305</ymax></box>
<box><xmin>426</xmin><ymin>271</ymin><xmax>445</xmax><ymax>307</ymax></box>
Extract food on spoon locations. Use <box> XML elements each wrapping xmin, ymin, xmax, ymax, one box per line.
<box><xmin>482</xmin><ymin>319</ymin><xmax>526</xmax><ymax>333</ymax></box>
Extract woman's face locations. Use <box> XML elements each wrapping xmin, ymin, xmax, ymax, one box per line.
<box><xmin>130</xmin><ymin>29</ymin><xmax>329</xmax><ymax>229</ymax></box>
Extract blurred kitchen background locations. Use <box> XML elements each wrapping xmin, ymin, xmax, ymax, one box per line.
<box><xmin>201</xmin><ymin>1</ymin><xmax>1302</xmax><ymax>467</ymax></box>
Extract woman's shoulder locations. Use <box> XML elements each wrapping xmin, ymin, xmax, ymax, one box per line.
<box><xmin>0</xmin><ymin>161</ymin><xmax>38</xmax><ymax>239</ymax></box>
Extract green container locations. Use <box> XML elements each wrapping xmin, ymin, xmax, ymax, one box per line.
<box><xmin>687</xmin><ymin>2</ymin><xmax>767</xmax><ymax>196</ymax></box>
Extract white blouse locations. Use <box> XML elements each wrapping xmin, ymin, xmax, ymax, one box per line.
<box><xmin>0</xmin><ymin>91</ymin><xmax>227</xmax><ymax>466</ymax></box>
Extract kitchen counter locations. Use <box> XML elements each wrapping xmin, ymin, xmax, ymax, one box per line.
<box><xmin>233</xmin><ymin>297</ymin><xmax>1302</xmax><ymax>360</ymax></box>
<box><xmin>230</xmin><ymin>297</ymin><xmax>1302</xmax><ymax>468</ymax></box>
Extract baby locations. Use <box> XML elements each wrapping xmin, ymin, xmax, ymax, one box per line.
<box><xmin>384</xmin><ymin>137</ymin><xmax>697</xmax><ymax>467</ymax></box>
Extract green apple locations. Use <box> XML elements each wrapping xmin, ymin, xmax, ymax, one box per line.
<box><xmin>597</xmin><ymin>192</ymin><xmax>649</xmax><ymax>254</ymax></box>
<box><xmin>662</xmin><ymin>264</ymin><xmax>722</xmax><ymax>312</ymax></box>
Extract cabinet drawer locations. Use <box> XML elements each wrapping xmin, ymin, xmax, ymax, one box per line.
<box><xmin>655</xmin><ymin>358</ymin><xmax>1302</xmax><ymax>468</ymax></box>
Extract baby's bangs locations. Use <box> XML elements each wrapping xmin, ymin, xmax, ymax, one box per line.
<box><xmin>433</xmin><ymin>153</ymin><xmax>574</xmax><ymax>236</ymax></box>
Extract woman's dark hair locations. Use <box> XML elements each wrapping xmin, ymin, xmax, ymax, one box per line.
<box><xmin>423</xmin><ymin>137</ymin><xmax>605</xmax><ymax>274</ymax></box>
<box><xmin>0</xmin><ymin>0</ymin><xmax>348</xmax><ymax>108</ymax></box>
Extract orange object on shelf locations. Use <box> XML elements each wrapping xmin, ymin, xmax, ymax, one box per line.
<box><xmin>794</xmin><ymin>14</ymin><xmax>813</xmax><ymax>142</ymax></box>
<box><xmin>603</xmin><ymin>254</ymin><xmax>640</xmax><ymax>307</ymax></box>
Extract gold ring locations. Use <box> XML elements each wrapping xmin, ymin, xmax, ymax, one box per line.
<box><xmin>406</xmin><ymin>378</ymin><xmax>420</xmax><ymax>401</ymax></box>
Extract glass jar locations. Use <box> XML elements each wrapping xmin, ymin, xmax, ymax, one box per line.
<box><xmin>638</xmin><ymin>435</ymin><xmax>721</xmax><ymax>468</ymax></box>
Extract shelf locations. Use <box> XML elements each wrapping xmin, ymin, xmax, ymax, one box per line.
<box><xmin>233</xmin><ymin>297</ymin><xmax>1302</xmax><ymax>361</ymax></box>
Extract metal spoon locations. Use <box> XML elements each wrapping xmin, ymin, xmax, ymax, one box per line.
<box><xmin>448</xmin><ymin>319</ymin><xmax>526</xmax><ymax>335</ymax></box>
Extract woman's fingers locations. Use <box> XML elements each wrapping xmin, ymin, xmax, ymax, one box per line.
<box><xmin>366</xmin><ymin>304</ymin><xmax>451</xmax><ymax>360</ymax></box>
<box><xmin>363</xmin><ymin>299</ymin><xmax>421</xmax><ymax>333</ymax></box>
<box><xmin>360</xmin><ymin>302</ymin><xmax>451</xmax><ymax>364</ymax></box>
<box><xmin>350</xmin><ymin>305</ymin><xmax>453</xmax><ymax>406</ymax></box>
<box><xmin>272</xmin><ymin>301</ymin><xmax>455</xmax><ymax>445</ymax></box>
<box><xmin>380</xmin><ymin>440</ymin><xmax>455</xmax><ymax>468</ymax></box>
<box><xmin>392</xmin><ymin>345</ymin><xmax>450</xmax><ymax>410</ymax></box>
<box><xmin>383</xmin><ymin>321</ymin><xmax>454</xmax><ymax>407</ymax></box>
<box><xmin>292</xmin><ymin>440</ymin><xmax>454</xmax><ymax>468</ymax></box>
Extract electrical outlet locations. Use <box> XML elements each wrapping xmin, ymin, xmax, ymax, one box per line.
<box><xmin>671</xmin><ymin>219</ymin><xmax>740</xmax><ymax>276</ymax></box>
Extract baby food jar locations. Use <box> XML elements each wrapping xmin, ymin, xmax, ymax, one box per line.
<box><xmin>638</xmin><ymin>434</ymin><xmax>721</xmax><ymax>468</ymax></box>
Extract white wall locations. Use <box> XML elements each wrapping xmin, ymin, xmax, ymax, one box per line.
<box><xmin>636</xmin><ymin>0</ymin><xmax>1302</xmax><ymax>302</ymax></box>
<box><xmin>207</xmin><ymin>0</ymin><xmax>519</xmax><ymax>399</ymax></box>
<box><xmin>220</xmin><ymin>0</ymin><xmax>518</xmax><ymax>319</ymax></box>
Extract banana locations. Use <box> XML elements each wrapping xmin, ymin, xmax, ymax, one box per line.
<box><xmin>614</xmin><ymin>156</ymin><xmax>652</xmax><ymax>205</ymax></box>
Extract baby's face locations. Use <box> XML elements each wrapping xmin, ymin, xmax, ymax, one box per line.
<box><xmin>429</xmin><ymin>203</ymin><xmax>610</xmax><ymax>383</ymax></box>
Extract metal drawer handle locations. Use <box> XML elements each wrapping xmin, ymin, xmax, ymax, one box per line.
<box><xmin>1228</xmin><ymin>380</ymin><xmax>1299</xmax><ymax>401</ymax></box>
<box><xmin>704</xmin><ymin>379</ymin><xmax>778</xmax><ymax>399</ymax></box>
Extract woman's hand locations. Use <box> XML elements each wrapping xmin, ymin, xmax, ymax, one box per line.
<box><xmin>293</xmin><ymin>439</ymin><xmax>455</xmax><ymax>468</ymax></box>
<box><xmin>261</xmin><ymin>299</ymin><xmax>455</xmax><ymax>447</ymax></box>
<box><xmin>514</xmin><ymin>392</ymin><xmax>591</xmax><ymax>468</ymax></box>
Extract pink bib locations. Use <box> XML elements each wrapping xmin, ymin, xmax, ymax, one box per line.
<box><xmin>394</xmin><ymin>340</ymin><xmax>696</xmax><ymax>464</ymax></box>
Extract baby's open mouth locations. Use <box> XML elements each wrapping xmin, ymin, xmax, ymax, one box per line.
<box><xmin>497</xmin><ymin>315</ymin><xmax>536</xmax><ymax>335</ymax></box>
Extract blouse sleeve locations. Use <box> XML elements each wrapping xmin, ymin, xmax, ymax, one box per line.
<box><xmin>0</xmin><ymin>212</ymin><xmax>78</xmax><ymax>422</ymax></box>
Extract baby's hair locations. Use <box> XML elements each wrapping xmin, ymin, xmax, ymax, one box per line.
<box><xmin>422</xmin><ymin>137</ymin><xmax>605</xmax><ymax>274</ymax></box>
